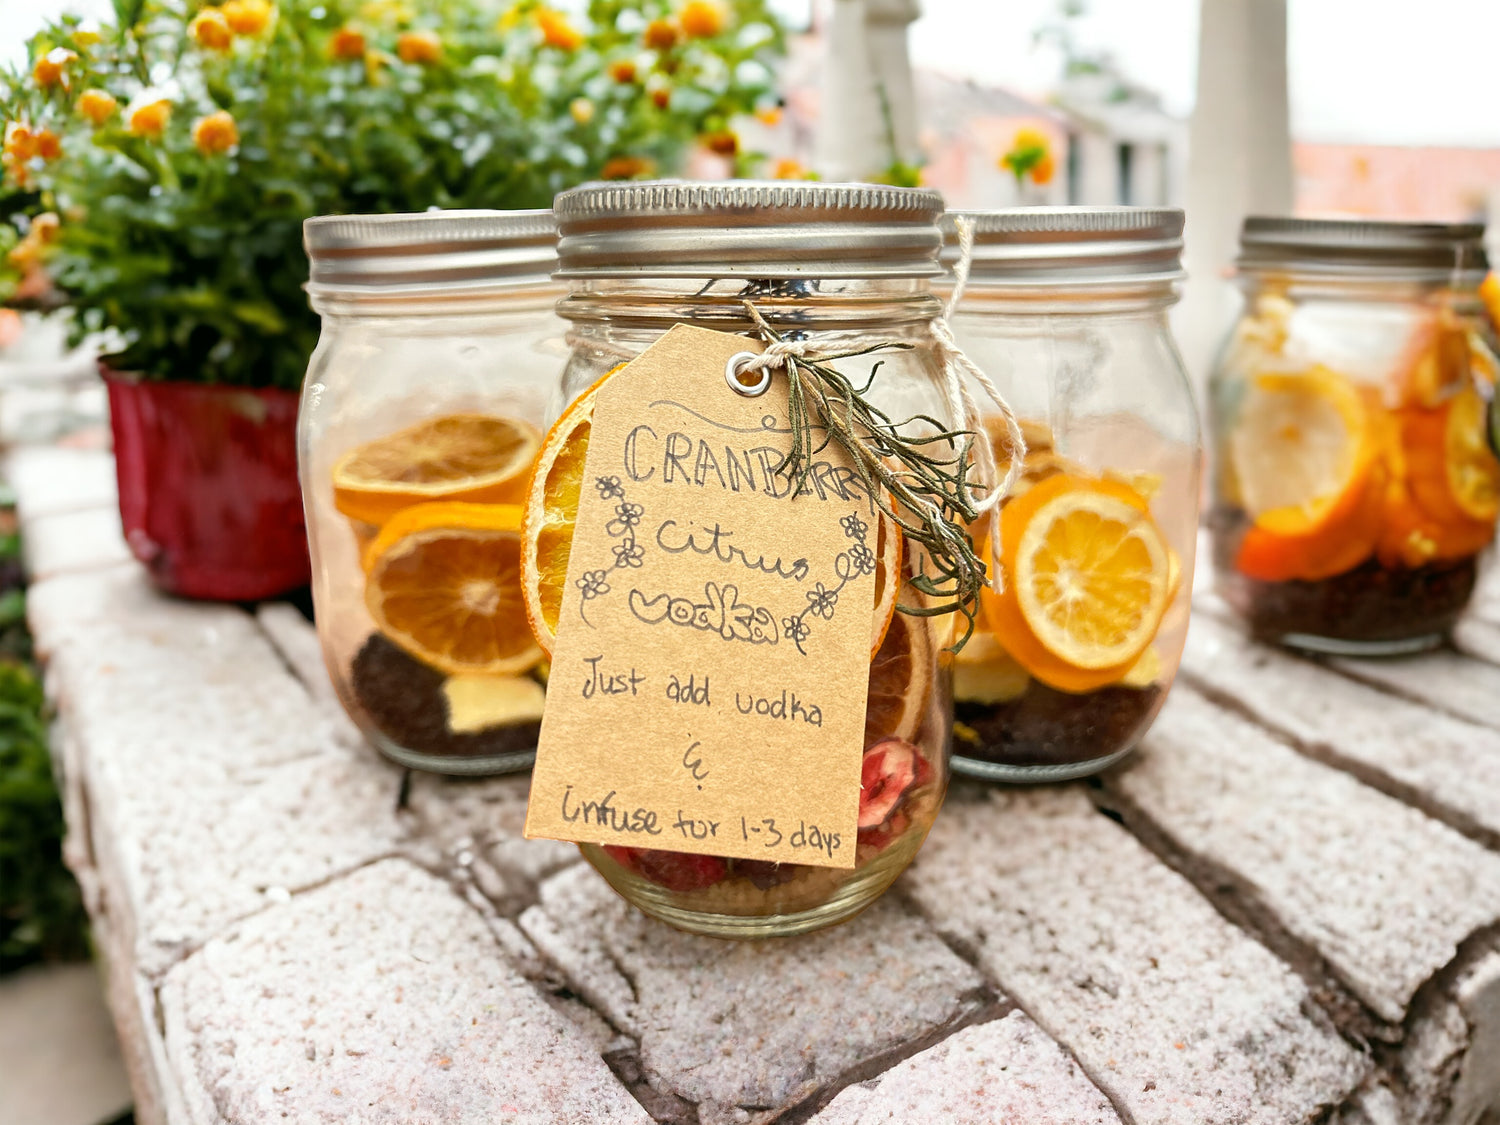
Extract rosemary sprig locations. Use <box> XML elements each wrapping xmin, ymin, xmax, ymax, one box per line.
<box><xmin>743</xmin><ymin>302</ymin><xmax>987</xmax><ymax>648</ymax></box>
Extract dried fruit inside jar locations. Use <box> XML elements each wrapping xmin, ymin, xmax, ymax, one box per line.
<box><xmin>522</xmin><ymin>368</ymin><xmax>948</xmax><ymax>918</ymax></box>
<box><xmin>1212</xmin><ymin>305</ymin><xmax>1500</xmax><ymax>647</ymax></box>
<box><xmin>954</xmin><ymin>418</ymin><xmax>1178</xmax><ymax>771</ymax></box>
<box><xmin>333</xmin><ymin>413</ymin><xmax>553</xmax><ymax>761</ymax></box>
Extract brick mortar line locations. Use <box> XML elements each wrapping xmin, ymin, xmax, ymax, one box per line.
<box><xmin>1087</xmin><ymin>778</ymin><xmax>1388</xmax><ymax>1047</ymax></box>
<box><xmin>772</xmin><ymin>991</ymin><xmax>1016</xmax><ymax>1125</ymax></box>
<box><xmin>890</xmin><ymin>879</ymin><xmax>1142</xmax><ymax>1125</ymax></box>
<box><xmin>1178</xmin><ymin>667</ymin><xmax>1500</xmax><ymax>855</ymax></box>
<box><xmin>1193</xmin><ymin>598</ymin><xmax>1500</xmax><ymax>733</ymax></box>
<box><xmin>1364</xmin><ymin>921</ymin><xmax>1500</xmax><ymax>1125</ymax></box>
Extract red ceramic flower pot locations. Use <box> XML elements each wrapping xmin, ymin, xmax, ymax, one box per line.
<box><xmin>104</xmin><ymin>369</ymin><xmax>310</xmax><ymax>601</ymax></box>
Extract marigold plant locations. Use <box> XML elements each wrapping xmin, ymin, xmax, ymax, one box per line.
<box><xmin>1000</xmin><ymin>125</ymin><xmax>1054</xmax><ymax>186</ymax></box>
<box><xmin>0</xmin><ymin>0</ymin><xmax>784</xmax><ymax>389</ymax></box>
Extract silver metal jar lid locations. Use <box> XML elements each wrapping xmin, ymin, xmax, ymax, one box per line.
<box><xmin>303</xmin><ymin>209</ymin><xmax>557</xmax><ymax>295</ymax></box>
<box><xmin>1236</xmin><ymin>216</ymin><xmax>1489</xmax><ymax>285</ymax></box>
<box><xmin>942</xmin><ymin>207</ymin><xmax>1186</xmax><ymax>289</ymax></box>
<box><xmin>553</xmin><ymin>180</ymin><xmax>945</xmax><ymax>279</ymax></box>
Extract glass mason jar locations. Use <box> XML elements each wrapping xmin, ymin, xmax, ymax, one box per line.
<box><xmin>545</xmin><ymin>181</ymin><xmax>954</xmax><ymax>937</ymax></box>
<box><xmin>1209</xmin><ymin>218</ymin><xmax>1499</xmax><ymax>654</ymax></box>
<box><xmin>300</xmin><ymin>210</ymin><xmax>567</xmax><ymax>775</ymax></box>
<box><xmin>942</xmin><ymin>208</ymin><xmax>1201</xmax><ymax>782</ymax></box>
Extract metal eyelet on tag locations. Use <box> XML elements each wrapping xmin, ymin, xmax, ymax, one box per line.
<box><xmin>725</xmin><ymin>352</ymin><xmax>772</xmax><ymax>397</ymax></box>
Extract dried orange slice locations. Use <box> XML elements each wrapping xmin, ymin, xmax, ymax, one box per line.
<box><xmin>1407</xmin><ymin>388</ymin><xmax>1500</xmax><ymax>526</ymax></box>
<box><xmin>364</xmin><ymin>501</ymin><xmax>541</xmax><ymax>676</ymax></box>
<box><xmin>521</xmin><ymin>375</ymin><xmax>611</xmax><ymax>655</ymax></box>
<box><xmin>982</xmin><ymin>473</ymin><xmax>1169</xmax><ymax>692</ymax></box>
<box><xmin>332</xmin><ymin>413</ymin><xmax>541</xmax><ymax>525</ymax></box>
<box><xmin>1230</xmin><ymin>366</ymin><xmax>1372</xmax><ymax>537</ymax></box>
<box><xmin>863</xmin><ymin>608</ymin><xmax>931</xmax><ymax>746</ymax></box>
<box><xmin>1377</xmin><ymin>480</ymin><xmax>1494</xmax><ymax>569</ymax></box>
<box><xmin>520</xmin><ymin>368</ymin><xmax>903</xmax><ymax>658</ymax></box>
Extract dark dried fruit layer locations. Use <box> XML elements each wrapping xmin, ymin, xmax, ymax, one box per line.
<box><xmin>955</xmin><ymin>682</ymin><xmax>1164</xmax><ymax>768</ymax></box>
<box><xmin>350</xmin><ymin>633</ymin><xmax>540</xmax><ymax>760</ymax></box>
<box><xmin>1210</xmin><ymin>508</ymin><xmax>1480</xmax><ymax>645</ymax></box>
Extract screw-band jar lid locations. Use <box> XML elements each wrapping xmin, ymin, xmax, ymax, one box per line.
<box><xmin>553</xmin><ymin>180</ymin><xmax>945</xmax><ymax>279</ymax></box>
<box><xmin>303</xmin><ymin>209</ymin><xmax>557</xmax><ymax>295</ymax></box>
<box><xmin>943</xmin><ymin>207</ymin><xmax>1186</xmax><ymax>289</ymax></box>
<box><xmin>1236</xmin><ymin>216</ymin><xmax>1488</xmax><ymax>285</ymax></box>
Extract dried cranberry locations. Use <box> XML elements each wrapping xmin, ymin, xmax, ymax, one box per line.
<box><xmin>603</xmin><ymin>845</ymin><xmax>728</xmax><ymax>892</ymax></box>
<box><xmin>859</xmin><ymin>738</ymin><xmax>917</xmax><ymax>828</ymax></box>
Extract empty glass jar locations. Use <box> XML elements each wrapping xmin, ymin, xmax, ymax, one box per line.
<box><xmin>1209</xmin><ymin>218</ymin><xmax>1498</xmax><ymax>654</ymax></box>
<box><xmin>539</xmin><ymin>181</ymin><xmax>955</xmax><ymax>937</ymax></box>
<box><xmin>942</xmin><ymin>207</ymin><xmax>1201</xmax><ymax>782</ymax></box>
<box><xmin>300</xmin><ymin>210</ymin><xmax>566</xmax><ymax>774</ymax></box>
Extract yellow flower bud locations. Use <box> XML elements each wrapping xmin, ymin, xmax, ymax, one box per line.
<box><xmin>643</xmin><ymin>18</ymin><xmax>678</xmax><ymax>50</ymax></box>
<box><xmin>601</xmin><ymin>155</ymin><xmax>654</xmax><ymax>180</ymax></box>
<box><xmin>78</xmin><ymin>89</ymin><xmax>118</xmax><ymax>126</ymax></box>
<box><xmin>536</xmin><ymin>8</ymin><xmax>583</xmax><ymax>51</ymax></box>
<box><xmin>396</xmin><ymin>29</ymin><xmax>442</xmax><ymax>65</ymax></box>
<box><xmin>189</xmin><ymin>8</ymin><xmax>234</xmax><ymax>51</ymax></box>
<box><xmin>570</xmin><ymin>97</ymin><xmax>595</xmax><ymax>125</ymax></box>
<box><xmin>128</xmin><ymin>99</ymin><xmax>172</xmax><ymax>139</ymax></box>
<box><xmin>192</xmin><ymin>109</ymin><xmax>239</xmax><ymax>155</ymax></box>
<box><xmin>328</xmin><ymin>25</ymin><xmax>366</xmax><ymax>60</ymax></box>
<box><xmin>32</xmin><ymin>48</ymin><xmax>77</xmax><ymax>89</ymax></box>
<box><xmin>679</xmin><ymin>0</ymin><xmax>727</xmax><ymax>38</ymax></box>
<box><xmin>3</xmin><ymin>123</ymin><xmax>38</xmax><ymax>163</ymax></box>
<box><xmin>222</xmin><ymin>0</ymin><xmax>273</xmax><ymax>36</ymax></box>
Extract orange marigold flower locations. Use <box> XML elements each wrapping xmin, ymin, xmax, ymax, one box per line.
<box><xmin>223</xmin><ymin>0</ymin><xmax>273</xmax><ymax>35</ymax></box>
<box><xmin>3</xmin><ymin>123</ymin><xmax>38</xmax><ymax>164</ymax></box>
<box><xmin>756</xmin><ymin>104</ymin><xmax>783</xmax><ymax>127</ymax></box>
<box><xmin>32</xmin><ymin>48</ymin><xmax>77</xmax><ymax>88</ymax></box>
<box><xmin>396</xmin><ymin>29</ymin><xmax>442</xmax><ymax>64</ymax></box>
<box><xmin>128</xmin><ymin>99</ymin><xmax>171</xmax><ymax>139</ymax></box>
<box><xmin>608</xmin><ymin>59</ymin><xmax>638</xmax><ymax>83</ymax></box>
<box><xmin>772</xmin><ymin>157</ymin><xmax>806</xmax><ymax>180</ymax></box>
<box><xmin>643</xmin><ymin>18</ymin><xmax>678</xmax><ymax>50</ymax></box>
<box><xmin>328</xmin><ymin>25</ymin><xmax>366</xmax><ymax>60</ymax></box>
<box><xmin>1031</xmin><ymin>152</ymin><xmax>1055</xmax><ymax>185</ymax></box>
<box><xmin>78</xmin><ymin>89</ymin><xmax>118</xmax><ymax>125</ymax></box>
<box><xmin>8</xmin><ymin>212</ymin><xmax>61</xmax><ymax>269</ymax></box>
<box><xmin>192</xmin><ymin>109</ymin><xmax>238</xmax><ymax>154</ymax></box>
<box><xmin>30</xmin><ymin>213</ymin><xmax>60</xmax><ymax>244</ymax></box>
<box><xmin>650</xmin><ymin>86</ymin><xmax>671</xmax><ymax>110</ymax></box>
<box><xmin>601</xmin><ymin>155</ymin><xmax>655</xmax><ymax>180</ymax></box>
<box><xmin>679</xmin><ymin>0</ymin><xmax>727</xmax><ymax>38</ymax></box>
<box><xmin>34</xmin><ymin>130</ymin><xmax>62</xmax><ymax>160</ymax></box>
<box><xmin>536</xmin><ymin>8</ymin><xmax>583</xmax><ymax>51</ymax></box>
<box><xmin>702</xmin><ymin>130</ymin><xmax>738</xmax><ymax>157</ymax></box>
<box><xmin>189</xmin><ymin>8</ymin><xmax>234</xmax><ymax>51</ymax></box>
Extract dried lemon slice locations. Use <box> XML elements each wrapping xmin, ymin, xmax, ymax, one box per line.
<box><xmin>1230</xmin><ymin>366</ymin><xmax>1372</xmax><ymax>535</ymax></box>
<box><xmin>982</xmin><ymin>473</ymin><xmax>1170</xmax><ymax>692</ymax></box>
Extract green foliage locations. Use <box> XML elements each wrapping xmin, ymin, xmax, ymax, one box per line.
<box><xmin>0</xmin><ymin>580</ymin><xmax>86</xmax><ymax>972</ymax></box>
<box><xmin>0</xmin><ymin>0</ymin><xmax>784</xmax><ymax>389</ymax></box>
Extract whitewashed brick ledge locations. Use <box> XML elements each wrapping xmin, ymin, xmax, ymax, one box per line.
<box><xmin>14</xmin><ymin>441</ymin><xmax>1500</xmax><ymax>1124</ymax></box>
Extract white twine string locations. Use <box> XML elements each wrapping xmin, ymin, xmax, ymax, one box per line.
<box><xmin>572</xmin><ymin>222</ymin><xmax>1028</xmax><ymax>594</ymax></box>
<box><xmin>939</xmin><ymin>215</ymin><xmax>1026</xmax><ymax>591</ymax></box>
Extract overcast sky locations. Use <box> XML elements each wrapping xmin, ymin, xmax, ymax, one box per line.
<box><xmin>6</xmin><ymin>0</ymin><xmax>1500</xmax><ymax>147</ymax></box>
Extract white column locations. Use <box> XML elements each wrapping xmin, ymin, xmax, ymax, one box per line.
<box><xmin>1175</xmin><ymin>0</ymin><xmax>1293</xmax><ymax>384</ymax></box>
<box><xmin>815</xmin><ymin>0</ymin><xmax>887</xmax><ymax>182</ymax></box>
<box><xmin>863</xmin><ymin>0</ymin><xmax>922</xmax><ymax>168</ymax></box>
